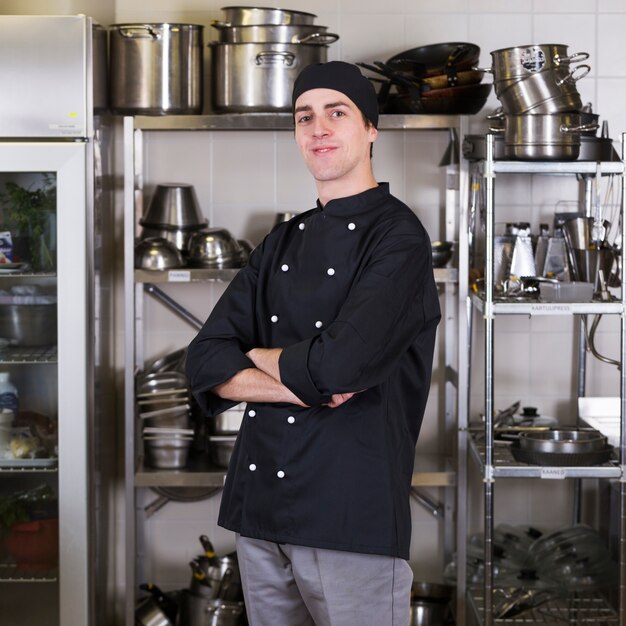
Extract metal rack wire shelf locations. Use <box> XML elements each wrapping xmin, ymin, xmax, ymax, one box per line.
<box><xmin>468</xmin><ymin>590</ymin><xmax>618</xmax><ymax>625</ymax></box>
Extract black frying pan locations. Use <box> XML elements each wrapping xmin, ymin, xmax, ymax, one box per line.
<box><xmin>387</xmin><ymin>42</ymin><xmax>480</xmax><ymax>78</ymax></box>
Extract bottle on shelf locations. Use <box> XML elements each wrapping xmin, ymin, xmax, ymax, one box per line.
<box><xmin>0</xmin><ymin>372</ymin><xmax>18</xmax><ymax>412</ymax></box>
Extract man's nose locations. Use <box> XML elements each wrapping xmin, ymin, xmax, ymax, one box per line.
<box><xmin>312</xmin><ymin>117</ymin><xmax>330</xmax><ymax>137</ymax></box>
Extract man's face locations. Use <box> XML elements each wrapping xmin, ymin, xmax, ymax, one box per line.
<box><xmin>293</xmin><ymin>88</ymin><xmax>377</xmax><ymax>187</ymax></box>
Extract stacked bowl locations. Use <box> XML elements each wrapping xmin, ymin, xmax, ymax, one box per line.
<box><xmin>488</xmin><ymin>44</ymin><xmax>595</xmax><ymax>160</ymax></box>
<box><xmin>136</xmin><ymin>371</ymin><xmax>194</xmax><ymax>469</ymax></box>
<box><xmin>209</xmin><ymin>5</ymin><xmax>339</xmax><ymax>112</ymax></box>
<box><xmin>139</xmin><ymin>183</ymin><xmax>208</xmax><ymax>257</ymax></box>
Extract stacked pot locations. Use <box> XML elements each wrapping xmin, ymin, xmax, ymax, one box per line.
<box><xmin>210</xmin><ymin>6</ymin><xmax>339</xmax><ymax>112</ymax></box>
<box><xmin>488</xmin><ymin>44</ymin><xmax>595</xmax><ymax>160</ymax></box>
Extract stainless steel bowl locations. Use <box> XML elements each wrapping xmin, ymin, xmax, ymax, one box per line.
<box><xmin>140</xmin><ymin>183</ymin><xmax>207</xmax><ymax>229</ymax></box>
<box><xmin>432</xmin><ymin>241</ymin><xmax>454</xmax><ymax>268</ymax></box>
<box><xmin>134</xmin><ymin>237</ymin><xmax>184</xmax><ymax>270</ymax></box>
<box><xmin>186</xmin><ymin>228</ymin><xmax>245</xmax><ymax>268</ymax></box>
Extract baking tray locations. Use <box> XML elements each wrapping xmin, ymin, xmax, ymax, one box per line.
<box><xmin>462</xmin><ymin>135</ymin><xmax>620</xmax><ymax>162</ymax></box>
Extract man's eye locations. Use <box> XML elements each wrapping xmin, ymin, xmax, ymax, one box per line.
<box><xmin>331</xmin><ymin>110</ymin><xmax>345</xmax><ymax>117</ymax></box>
<box><xmin>297</xmin><ymin>115</ymin><xmax>311</xmax><ymax>123</ymax></box>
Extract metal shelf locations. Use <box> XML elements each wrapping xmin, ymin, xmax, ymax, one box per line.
<box><xmin>470</xmin><ymin>292</ymin><xmax>624</xmax><ymax>316</ymax></box>
<box><xmin>0</xmin><ymin>345</ymin><xmax>57</xmax><ymax>363</ymax></box>
<box><xmin>477</xmin><ymin>159</ymin><xmax>625</xmax><ymax>176</ymax></box>
<box><xmin>135</xmin><ymin>452</ymin><xmax>456</xmax><ymax>488</ymax></box>
<box><xmin>468</xmin><ymin>590</ymin><xmax>618</xmax><ymax>625</ymax></box>
<box><xmin>0</xmin><ymin>562</ymin><xmax>58</xmax><ymax>583</ymax></box>
<box><xmin>132</xmin><ymin>113</ymin><xmax>461</xmax><ymax>132</ymax></box>
<box><xmin>134</xmin><ymin>266</ymin><xmax>457</xmax><ymax>285</ymax></box>
<box><xmin>466</xmin><ymin>430</ymin><xmax>620</xmax><ymax>479</ymax></box>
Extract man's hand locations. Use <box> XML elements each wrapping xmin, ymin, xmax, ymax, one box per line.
<box><xmin>324</xmin><ymin>392</ymin><xmax>357</xmax><ymax>408</ymax></box>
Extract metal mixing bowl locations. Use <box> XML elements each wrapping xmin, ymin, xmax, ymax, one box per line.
<box><xmin>134</xmin><ymin>237</ymin><xmax>184</xmax><ymax>270</ymax></box>
<box><xmin>186</xmin><ymin>228</ymin><xmax>245</xmax><ymax>268</ymax></box>
<box><xmin>140</xmin><ymin>183</ymin><xmax>207</xmax><ymax>229</ymax></box>
<box><xmin>431</xmin><ymin>241</ymin><xmax>454</xmax><ymax>268</ymax></box>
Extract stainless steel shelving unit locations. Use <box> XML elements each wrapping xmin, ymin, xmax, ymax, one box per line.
<box><xmin>123</xmin><ymin>113</ymin><xmax>466</xmax><ymax>624</ymax></box>
<box><xmin>457</xmin><ymin>133</ymin><xmax>626</xmax><ymax>626</ymax></box>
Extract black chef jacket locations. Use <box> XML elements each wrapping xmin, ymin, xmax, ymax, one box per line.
<box><xmin>186</xmin><ymin>183</ymin><xmax>441</xmax><ymax>559</ymax></box>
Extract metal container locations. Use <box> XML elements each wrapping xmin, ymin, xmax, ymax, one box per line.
<box><xmin>135</xmin><ymin>596</ymin><xmax>172</xmax><ymax>626</ymax></box>
<box><xmin>502</xmin><ymin>112</ymin><xmax>589</xmax><ymax>161</ymax></box>
<box><xmin>212</xmin><ymin>405</ymin><xmax>245</xmax><ymax>435</ymax></box>
<box><xmin>144</xmin><ymin>435</ymin><xmax>193</xmax><ymax>469</ymax></box>
<box><xmin>519</xmin><ymin>428</ymin><xmax>607</xmax><ymax>454</ymax></box>
<box><xmin>141</xmin><ymin>183</ymin><xmax>207</xmax><ymax>230</ymax></box>
<box><xmin>211</xmin><ymin>21</ymin><xmax>338</xmax><ymax>44</ymax></box>
<box><xmin>109</xmin><ymin>23</ymin><xmax>204</xmax><ymax>115</ymax></box>
<box><xmin>0</xmin><ymin>300</ymin><xmax>57</xmax><ymax>346</ymax></box>
<box><xmin>495</xmin><ymin>65</ymin><xmax>588</xmax><ymax>115</ymax></box>
<box><xmin>209</xmin><ymin>436</ymin><xmax>237</xmax><ymax>468</ymax></box>
<box><xmin>134</xmin><ymin>237</ymin><xmax>184</xmax><ymax>271</ymax></box>
<box><xmin>489</xmin><ymin>44</ymin><xmax>588</xmax><ymax>81</ymax></box>
<box><xmin>176</xmin><ymin>591</ymin><xmax>244</xmax><ymax>626</ymax></box>
<box><xmin>219</xmin><ymin>6</ymin><xmax>317</xmax><ymax>26</ymax></box>
<box><xmin>210</xmin><ymin>42</ymin><xmax>328</xmax><ymax>112</ymax></box>
<box><xmin>186</xmin><ymin>228</ymin><xmax>245</xmax><ymax>268</ymax></box>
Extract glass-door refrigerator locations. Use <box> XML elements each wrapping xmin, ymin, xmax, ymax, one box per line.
<box><xmin>0</xmin><ymin>15</ymin><xmax>115</xmax><ymax>626</ymax></box>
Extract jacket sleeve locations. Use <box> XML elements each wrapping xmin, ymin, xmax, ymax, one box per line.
<box><xmin>185</xmin><ymin>245</ymin><xmax>262</xmax><ymax>416</ymax></box>
<box><xmin>279</xmin><ymin>219</ymin><xmax>440</xmax><ymax>406</ymax></box>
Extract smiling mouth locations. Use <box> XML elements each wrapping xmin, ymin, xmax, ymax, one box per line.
<box><xmin>312</xmin><ymin>146</ymin><xmax>336</xmax><ymax>155</ymax></box>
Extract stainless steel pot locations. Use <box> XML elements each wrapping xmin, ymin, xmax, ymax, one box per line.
<box><xmin>495</xmin><ymin>64</ymin><xmax>588</xmax><ymax>115</ymax></box>
<box><xmin>109</xmin><ymin>23</ymin><xmax>204</xmax><ymax>114</ymax></box>
<box><xmin>0</xmin><ymin>300</ymin><xmax>57</xmax><ymax>346</ymax></box>
<box><xmin>500</xmin><ymin>112</ymin><xmax>596</xmax><ymax>161</ymax></box>
<box><xmin>211</xmin><ymin>21</ymin><xmax>338</xmax><ymax>44</ymax></box>
<box><xmin>210</xmin><ymin>42</ymin><xmax>328</xmax><ymax>112</ymax></box>
<box><xmin>219</xmin><ymin>6</ymin><xmax>317</xmax><ymax>26</ymax></box>
<box><xmin>489</xmin><ymin>44</ymin><xmax>589</xmax><ymax>81</ymax></box>
<box><xmin>176</xmin><ymin>591</ymin><xmax>244</xmax><ymax>626</ymax></box>
<box><xmin>519</xmin><ymin>428</ymin><xmax>607</xmax><ymax>454</ymax></box>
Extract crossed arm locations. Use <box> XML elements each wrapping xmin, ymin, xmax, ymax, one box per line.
<box><xmin>212</xmin><ymin>347</ymin><xmax>357</xmax><ymax>408</ymax></box>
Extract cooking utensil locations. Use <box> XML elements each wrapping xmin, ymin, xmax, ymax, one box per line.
<box><xmin>431</xmin><ymin>241</ymin><xmax>453</xmax><ymax>268</ymax></box>
<box><xmin>0</xmin><ymin>298</ymin><xmax>57</xmax><ymax>346</ymax></box>
<box><xmin>139</xmin><ymin>583</ymin><xmax>178</xmax><ymax>624</ymax></box>
<box><xmin>135</xmin><ymin>596</ymin><xmax>172</xmax><ymax>626</ymax></box>
<box><xmin>209</xmin><ymin>435</ymin><xmax>237</xmax><ymax>468</ymax></box>
<box><xmin>212</xmin><ymin>405</ymin><xmax>245</xmax><ymax>435</ymax></box>
<box><xmin>109</xmin><ymin>23</ymin><xmax>204</xmax><ymax>115</ymax></box>
<box><xmin>134</xmin><ymin>237</ymin><xmax>184</xmax><ymax>271</ymax></box>
<box><xmin>186</xmin><ymin>228</ymin><xmax>245</xmax><ymax>268</ymax></box>
<box><xmin>211</xmin><ymin>21</ymin><xmax>338</xmax><ymax>44</ymax></box>
<box><xmin>387</xmin><ymin>42</ymin><xmax>480</xmax><ymax>77</ymax></box>
<box><xmin>210</xmin><ymin>41</ymin><xmax>330</xmax><ymax>112</ymax></box>
<box><xmin>488</xmin><ymin>44</ymin><xmax>589</xmax><ymax>81</ymax></box>
<box><xmin>518</xmin><ymin>428</ymin><xmax>607</xmax><ymax>454</ymax></box>
<box><xmin>219</xmin><ymin>6</ymin><xmax>317</xmax><ymax>26</ymax></box>
<box><xmin>385</xmin><ymin>82</ymin><xmax>491</xmax><ymax>115</ymax></box>
<box><xmin>175</xmin><ymin>591</ymin><xmax>244</xmax><ymax>626</ymax></box>
<box><xmin>141</xmin><ymin>183</ymin><xmax>207</xmax><ymax>230</ymax></box>
<box><xmin>410</xmin><ymin>581</ymin><xmax>453</xmax><ymax>626</ymax></box>
<box><xmin>144</xmin><ymin>435</ymin><xmax>193</xmax><ymax>469</ymax></box>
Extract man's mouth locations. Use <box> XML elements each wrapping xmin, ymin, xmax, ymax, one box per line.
<box><xmin>312</xmin><ymin>145</ymin><xmax>336</xmax><ymax>155</ymax></box>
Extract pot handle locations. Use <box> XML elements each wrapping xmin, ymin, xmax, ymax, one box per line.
<box><xmin>294</xmin><ymin>32</ymin><xmax>340</xmax><ymax>45</ymax></box>
<box><xmin>117</xmin><ymin>24</ymin><xmax>161</xmax><ymax>39</ymax></box>
<box><xmin>210</xmin><ymin>20</ymin><xmax>231</xmax><ymax>29</ymax></box>
<box><xmin>560</xmin><ymin>121</ymin><xmax>600</xmax><ymax>134</ymax></box>
<box><xmin>256</xmin><ymin>51</ymin><xmax>296</xmax><ymax>67</ymax></box>
<box><xmin>554</xmin><ymin>51</ymin><xmax>590</xmax><ymax>64</ymax></box>
<box><xmin>473</xmin><ymin>66</ymin><xmax>493</xmax><ymax>73</ymax></box>
<box><xmin>556</xmin><ymin>64</ymin><xmax>591</xmax><ymax>86</ymax></box>
<box><xmin>487</xmin><ymin>126</ymin><xmax>505</xmax><ymax>133</ymax></box>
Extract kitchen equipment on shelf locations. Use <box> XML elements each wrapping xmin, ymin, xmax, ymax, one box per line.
<box><xmin>210</xmin><ymin>41</ymin><xmax>331</xmax><ymax>112</ymax></box>
<box><xmin>141</xmin><ymin>183</ymin><xmax>207</xmax><ymax>230</ymax></box>
<box><xmin>186</xmin><ymin>228</ymin><xmax>247</xmax><ymax>268</ymax></box>
<box><xmin>0</xmin><ymin>292</ymin><xmax>57</xmax><ymax>346</ymax></box>
<box><xmin>210</xmin><ymin>6</ymin><xmax>337</xmax><ymax>113</ymax></box>
<box><xmin>211</xmin><ymin>21</ymin><xmax>338</xmax><ymax>44</ymax></box>
<box><xmin>511</xmin><ymin>427</ymin><xmax>613</xmax><ymax>465</ymax></box>
<box><xmin>134</xmin><ymin>237</ymin><xmax>185</xmax><ymax>271</ymax></box>
<box><xmin>208</xmin><ymin>435</ymin><xmax>237</xmax><ymax>468</ymax></box>
<box><xmin>212</xmin><ymin>403</ymin><xmax>245</xmax><ymax>435</ymax></box>
<box><xmin>143</xmin><ymin>431</ymin><xmax>194</xmax><ymax>469</ymax></box>
<box><xmin>431</xmin><ymin>241</ymin><xmax>454</xmax><ymax>268</ymax></box>
<box><xmin>219</xmin><ymin>5</ymin><xmax>317</xmax><ymax>26</ymax></box>
<box><xmin>176</xmin><ymin>592</ymin><xmax>244</xmax><ymax>626</ymax></box>
<box><xmin>410</xmin><ymin>581</ymin><xmax>454</xmax><ymax>626</ymax></box>
<box><xmin>109</xmin><ymin>23</ymin><xmax>204</xmax><ymax>115</ymax></box>
<box><xmin>135</xmin><ymin>595</ymin><xmax>173</xmax><ymax>626</ymax></box>
<box><xmin>137</xmin><ymin>583</ymin><xmax>178</xmax><ymax>625</ymax></box>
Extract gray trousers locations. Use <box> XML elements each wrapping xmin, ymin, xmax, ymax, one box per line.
<box><xmin>235</xmin><ymin>535</ymin><xmax>413</xmax><ymax>626</ymax></box>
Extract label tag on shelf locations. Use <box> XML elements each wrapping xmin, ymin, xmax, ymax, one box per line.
<box><xmin>530</xmin><ymin>303</ymin><xmax>573</xmax><ymax>315</ymax></box>
<box><xmin>168</xmin><ymin>270</ymin><xmax>191</xmax><ymax>282</ymax></box>
<box><xmin>540</xmin><ymin>467</ymin><xmax>566</xmax><ymax>479</ymax></box>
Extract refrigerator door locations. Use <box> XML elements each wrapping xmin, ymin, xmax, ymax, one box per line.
<box><xmin>0</xmin><ymin>16</ymin><xmax>91</xmax><ymax>137</ymax></box>
<box><xmin>0</xmin><ymin>143</ymin><xmax>89</xmax><ymax>626</ymax></box>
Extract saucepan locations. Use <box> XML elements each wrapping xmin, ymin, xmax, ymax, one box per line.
<box><xmin>410</xmin><ymin>581</ymin><xmax>454</xmax><ymax>626</ymax></box>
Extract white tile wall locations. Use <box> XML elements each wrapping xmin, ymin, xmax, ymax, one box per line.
<box><xmin>106</xmin><ymin>0</ymin><xmax>626</xmax><ymax>619</ymax></box>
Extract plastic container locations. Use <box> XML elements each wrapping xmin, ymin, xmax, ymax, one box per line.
<box><xmin>539</xmin><ymin>281</ymin><xmax>594</xmax><ymax>302</ymax></box>
<box><xmin>0</xmin><ymin>373</ymin><xmax>18</xmax><ymax>412</ymax></box>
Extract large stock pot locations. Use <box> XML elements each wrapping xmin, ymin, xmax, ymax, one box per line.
<box><xmin>210</xmin><ymin>41</ymin><xmax>328</xmax><ymax>112</ymax></box>
<box><xmin>109</xmin><ymin>23</ymin><xmax>204</xmax><ymax>114</ymax></box>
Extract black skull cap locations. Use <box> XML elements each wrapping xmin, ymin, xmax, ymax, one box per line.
<box><xmin>292</xmin><ymin>61</ymin><xmax>379</xmax><ymax>128</ymax></box>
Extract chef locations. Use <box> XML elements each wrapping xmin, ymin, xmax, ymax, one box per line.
<box><xmin>186</xmin><ymin>61</ymin><xmax>440</xmax><ymax>626</ymax></box>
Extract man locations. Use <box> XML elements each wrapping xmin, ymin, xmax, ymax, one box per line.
<box><xmin>185</xmin><ymin>61</ymin><xmax>441</xmax><ymax>626</ymax></box>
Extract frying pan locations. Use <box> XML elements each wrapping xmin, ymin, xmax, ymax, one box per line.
<box><xmin>387</xmin><ymin>42</ymin><xmax>481</xmax><ymax>77</ymax></box>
